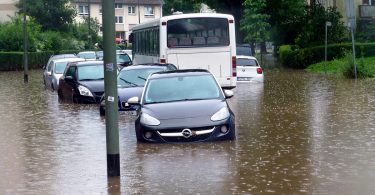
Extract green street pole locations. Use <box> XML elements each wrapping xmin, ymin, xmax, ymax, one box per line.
<box><xmin>102</xmin><ymin>0</ymin><xmax>120</xmax><ymax>177</ymax></box>
<box><xmin>88</xmin><ymin>0</ymin><xmax>91</xmax><ymax>49</ymax></box>
<box><xmin>23</xmin><ymin>1</ymin><xmax>28</xmax><ymax>84</ymax></box>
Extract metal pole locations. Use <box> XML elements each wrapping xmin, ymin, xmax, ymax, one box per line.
<box><xmin>102</xmin><ymin>0</ymin><xmax>120</xmax><ymax>177</ymax></box>
<box><xmin>351</xmin><ymin>27</ymin><xmax>357</xmax><ymax>79</ymax></box>
<box><xmin>88</xmin><ymin>0</ymin><xmax>91</xmax><ymax>49</ymax></box>
<box><xmin>325</xmin><ymin>23</ymin><xmax>327</xmax><ymax>75</ymax></box>
<box><xmin>23</xmin><ymin>1</ymin><xmax>28</xmax><ymax>84</ymax></box>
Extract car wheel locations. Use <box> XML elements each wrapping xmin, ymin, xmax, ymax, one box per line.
<box><xmin>135</xmin><ymin>126</ymin><xmax>146</xmax><ymax>142</ymax></box>
<box><xmin>51</xmin><ymin>84</ymin><xmax>55</xmax><ymax>92</ymax></box>
<box><xmin>72</xmin><ymin>95</ymin><xmax>79</xmax><ymax>104</ymax></box>
<box><xmin>99</xmin><ymin>105</ymin><xmax>105</xmax><ymax>116</ymax></box>
<box><xmin>57</xmin><ymin>89</ymin><xmax>63</xmax><ymax>100</ymax></box>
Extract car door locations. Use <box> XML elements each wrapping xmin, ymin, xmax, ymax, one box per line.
<box><xmin>44</xmin><ymin>61</ymin><xmax>54</xmax><ymax>89</ymax></box>
<box><xmin>60</xmin><ymin>66</ymin><xmax>77</xmax><ymax>100</ymax></box>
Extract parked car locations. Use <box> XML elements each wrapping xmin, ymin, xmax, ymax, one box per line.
<box><xmin>43</xmin><ymin>57</ymin><xmax>85</xmax><ymax>91</ymax></box>
<box><xmin>44</xmin><ymin>54</ymin><xmax>77</xmax><ymax>69</ymax></box>
<box><xmin>116</xmin><ymin>52</ymin><xmax>132</xmax><ymax>69</ymax></box>
<box><xmin>236</xmin><ymin>44</ymin><xmax>254</xmax><ymax>56</ymax></box>
<box><xmin>96</xmin><ymin>51</ymin><xmax>103</xmax><ymax>60</ymax></box>
<box><xmin>99</xmin><ymin>63</ymin><xmax>177</xmax><ymax>115</ymax></box>
<box><xmin>128</xmin><ymin>69</ymin><xmax>236</xmax><ymax>143</ymax></box>
<box><xmin>77</xmin><ymin>51</ymin><xmax>97</xmax><ymax>61</ymax></box>
<box><xmin>236</xmin><ymin>55</ymin><xmax>264</xmax><ymax>82</ymax></box>
<box><xmin>58</xmin><ymin>61</ymin><xmax>104</xmax><ymax>103</ymax></box>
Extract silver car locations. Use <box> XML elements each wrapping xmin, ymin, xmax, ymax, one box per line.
<box><xmin>43</xmin><ymin>57</ymin><xmax>85</xmax><ymax>91</ymax></box>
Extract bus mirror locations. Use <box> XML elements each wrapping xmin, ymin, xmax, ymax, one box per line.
<box><xmin>128</xmin><ymin>33</ymin><xmax>133</xmax><ymax>43</ymax></box>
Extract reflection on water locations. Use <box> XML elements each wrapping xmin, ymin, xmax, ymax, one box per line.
<box><xmin>0</xmin><ymin>69</ymin><xmax>374</xmax><ymax>194</ymax></box>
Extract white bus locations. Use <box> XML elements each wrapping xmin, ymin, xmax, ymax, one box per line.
<box><xmin>130</xmin><ymin>13</ymin><xmax>237</xmax><ymax>88</ymax></box>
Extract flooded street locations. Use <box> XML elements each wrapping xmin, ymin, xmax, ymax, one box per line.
<box><xmin>1</xmin><ymin>66</ymin><xmax>374</xmax><ymax>194</ymax></box>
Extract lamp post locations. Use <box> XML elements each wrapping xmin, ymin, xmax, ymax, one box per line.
<box><xmin>324</xmin><ymin>21</ymin><xmax>331</xmax><ymax>75</ymax></box>
<box><xmin>23</xmin><ymin>1</ymin><xmax>28</xmax><ymax>84</ymax></box>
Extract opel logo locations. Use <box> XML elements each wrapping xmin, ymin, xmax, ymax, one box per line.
<box><xmin>242</xmin><ymin>69</ymin><xmax>245</xmax><ymax>72</ymax></box>
<box><xmin>182</xmin><ymin>129</ymin><xmax>192</xmax><ymax>138</ymax></box>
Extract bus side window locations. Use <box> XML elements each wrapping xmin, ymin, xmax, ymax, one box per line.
<box><xmin>168</xmin><ymin>37</ymin><xmax>178</xmax><ymax>47</ymax></box>
<box><xmin>207</xmin><ymin>37</ymin><xmax>219</xmax><ymax>45</ymax></box>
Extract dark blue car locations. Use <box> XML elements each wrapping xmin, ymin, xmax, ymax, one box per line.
<box><xmin>99</xmin><ymin>63</ymin><xmax>177</xmax><ymax>115</ymax></box>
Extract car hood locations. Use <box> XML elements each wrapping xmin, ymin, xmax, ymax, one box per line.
<box><xmin>143</xmin><ymin>99</ymin><xmax>226</xmax><ymax>120</ymax></box>
<box><xmin>80</xmin><ymin>80</ymin><xmax>104</xmax><ymax>93</ymax></box>
<box><xmin>118</xmin><ymin>87</ymin><xmax>144</xmax><ymax>102</ymax></box>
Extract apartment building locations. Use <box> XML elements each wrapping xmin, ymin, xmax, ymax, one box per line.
<box><xmin>72</xmin><ymin>0</ymin><xmax>164</xmax><ymax>41</ymax></box>
<box><xmin>0</xmin><ymin>0</ymin><xmax>18</xmax><ymax>22</ymax></box>
<box><xmin>308</xmin><ymin>0</ymin><xmax>375</xmax><ymax>23</ymax></box>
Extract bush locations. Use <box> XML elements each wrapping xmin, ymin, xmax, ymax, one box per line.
<box><xmin>279</xmin><ymin>42</ymin><xmax>375</xmax><ymax>69</ymax></box>
<box><xmin>0</xmin><ymin>51</ymin><xmax>53</xmax><ymax>71</ymax></box>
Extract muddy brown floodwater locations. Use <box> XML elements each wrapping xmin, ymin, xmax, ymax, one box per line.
<box><xmin>0</xmin><ymin>66</ymin><xmax>374</xmax><ymax>194</ymax></box>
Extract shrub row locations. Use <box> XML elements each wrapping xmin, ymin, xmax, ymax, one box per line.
<box><xmin>278</xmin><ymin>43</ymin><xmax>375</xmax><ymax>69</ymax></box>
<box><xmin>0</xmin><ymin>50</ymin><xmax>79</xmax><ymax>71</ymax></box>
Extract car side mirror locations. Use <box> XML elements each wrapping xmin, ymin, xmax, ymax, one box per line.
<box><xmin>47</xmin><ymin>72</ymin><xmax>52</xmax><ymax>76</ymax></box>
<box><xmin>224</xmin><ymin>90</ymin><xmax>234</xmax><ymax>99</ymax></box>
<box><xmin>128</xmin><ymin>96</ymin><xmax>140</xmax><ymax>105</ymax></box>
<box><xmin>65</xmin><ymin>76</ymin><xmax>74</xmax><ymax>81</ymax></box>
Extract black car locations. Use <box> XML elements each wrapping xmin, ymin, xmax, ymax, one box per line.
<box><xmin>116</xmin><ymin>52</ymin><xmax>132</xmax><ymax>69</ymax></box>
<box><xmin>99</xmin><ymin>63</ymin><xmax>177</xmax><ymax>115</ymax></box>
<box><xmin>58</xmin><ymin>61</ymin><xmax>104</xmax><ymax>104</ymax></box>
<box><xmin>128</xmin><ymin>69</ymin><xmax>236</xmax><ymax>143</ymax></box>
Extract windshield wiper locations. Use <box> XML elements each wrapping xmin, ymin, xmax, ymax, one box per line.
<box><xmin>119</xmin><ymin>78</ymin><xmax>138</xmax><ymax>86</ymax></box>
<box><xmin>138</xmin><ymin>76</ymin><xmax>147</xmax><ymax>81</ymax></box>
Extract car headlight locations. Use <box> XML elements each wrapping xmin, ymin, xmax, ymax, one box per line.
<box><xmin>211</xmin><ymin>107</ymin><xmax>230</xmax><ymax>121</ymax></box>
<box><xmin>78</xmin><ymin>85</ymin><xmax>93</xmax><ymax>97</ymax></box>
<box><xmin>140</xmin><ymin>113</ymin><xmax>160</xmax><ymax>126</ymax></box>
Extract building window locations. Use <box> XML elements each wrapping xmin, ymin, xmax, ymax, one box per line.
<box><xmin>115</xmin><ymin>3</ymin><xmax>123</xmax><ymax>9</ymax></box>
<box><xmin>115</xmin><ymin>16</ymin><xmax>124</xmax><ymax>24</ymax></box>
<box><xmin>144</xmin><ymin>6</ymin><xmax>154</xmax><ymax>16</ymax></box>
<box><xmin>128</xmin><ymin>6</ymin><xmax>136</xmax><ymax>15</ymax></box>
<box><xmin>78</xmin><ymin>4</ymin><xmax>89</xmax><ymax>15</ymax></box>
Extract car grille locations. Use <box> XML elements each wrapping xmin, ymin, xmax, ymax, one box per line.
<box><xmin>157</xmin><ymin>126</ymin><xmax>215</xmax><ymax>143</ymax></box>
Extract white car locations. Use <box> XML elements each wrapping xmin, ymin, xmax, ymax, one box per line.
<box><xmin>77</xmin><ymin>51</ymin><xmax>97</xmax><ymax>61</ymax></box>
<box><xmin>43</xmin><ymin>57</ymin><xmax>85</xmax><ymax>91</ymax></box>
<box><xmin>236</xmin><ymin>55</ymin><xmax>264</xmax><ymax>82</ymax></box>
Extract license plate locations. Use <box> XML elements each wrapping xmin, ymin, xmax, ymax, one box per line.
<box><xmin>237</xmin><ymin>77</ymin><xmax>250</xmax><ymax>81</ymax></box>
<box><xmin>124</xmin><ymin>110</ymin><xmax>137</xmax><ymax>116</ymax></box>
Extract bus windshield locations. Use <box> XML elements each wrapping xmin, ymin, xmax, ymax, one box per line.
<box><xmin>167</xmin><ymin>17</ymin><xmax>229</xmax><ymax>48</ymax></box>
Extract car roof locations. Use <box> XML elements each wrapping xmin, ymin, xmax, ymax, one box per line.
<box><xmin>69</xmin><ymin>61</ymin><xmax>103</xmax><ymax>67</ymax></box>
<box><xmin>50</xmin><ymin>54</ymin><xmax>77</xmax><ymax>60</ymax></box>
<box><xmin>53</xmin><ymin>57</ymin><xmax>85</xmax><ymax>63</ymax></box>
<box><xmin>237</xmin><ymin>55</ymin><xmax>257</xmax><ymax>60</ymax></box>
<box><xmin>78</xmin><ymin>51</ymin><xmax>96</xmax><ymax>54</ymax></box>
<box><xmin>149</xmin><ymin>69</ymin><xmax>211</xmax><ymax>79</ymax></box>
<box><xmin>120</xmin><ymin>63</ymin><xmax>174</xmax><ymax>71</ymax></box>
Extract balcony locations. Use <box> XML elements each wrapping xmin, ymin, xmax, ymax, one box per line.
<box><xmin>359</xmin><ymin>5</ymin><xmax>375</xmax><ymax>19</ymax></box>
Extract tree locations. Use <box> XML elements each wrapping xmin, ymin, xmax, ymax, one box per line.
<box><xmin>16</xmin><ymin>0</ymin><xmax>76</xmax><ymax>31</ymax></box>
<box><xmin>240</xmin><ymin>0</ymin><xmax>270</xmax><ymax>53</ymax></box>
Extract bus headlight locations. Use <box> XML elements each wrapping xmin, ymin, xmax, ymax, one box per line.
<box><xmin>78</xmin><ymin>85</ymin><xmax>93</xmax><ymax>97</ymax></box>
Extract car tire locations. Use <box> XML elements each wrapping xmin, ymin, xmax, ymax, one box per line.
<box><xmin>72</xmin><ymin>95</ymin><xmax>79</xmax><ymax>104</ymax></box>
<box><xmin>135</xmin><ymin>125</ymin><xmax>146</xmax><ymax>143</ymax></box>
<box><xmin>51</xmin><ymin>84</ymin><xmax>55</xmax><ymax>92</ymax></box>
<box><xmin>99</xmin><ymin>106</ymin><xmax>105</xmax><ymax>116</ymax></box>
<box><xmin>57</xmin><ymin>89</ymin><xmax>63</xmax><ymax>100</ymax></box>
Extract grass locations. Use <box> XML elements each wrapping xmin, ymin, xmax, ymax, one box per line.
<box><xmin>306</xmin><ymin>56</ymin><xmax>375</xmax><ymax>78</ymax></box>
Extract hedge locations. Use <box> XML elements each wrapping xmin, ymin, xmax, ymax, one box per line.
<box><xmin>0</xmin><ymin>50</ymin><xmax>79</xmax><ymax>71</ymax></box>
<box><xmin>278</xmin><ymin>43</ymin><xmax>375</xmax><ymax>69</ymax></box>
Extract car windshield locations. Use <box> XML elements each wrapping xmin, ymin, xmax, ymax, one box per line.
<box><xmin>78</xmin><ymin>65</ymin><xmax>104</xmax><ymax>81</ymax></box>
<box><xmin>144</xmin><ymin>74</ymin><xmax>222</xmax><ymax>104</ymax></box>
<box><xmin>117</xmin><ymin>68</ymin><xmax>163</xmax><ymax>87</ymax></box>
<box><xmin>237</xmin><ymin>58</ymin><xmax>258</xmax><ymax>66</ymax></box>
<box><xmin>78</xmin><ymin>53</ymin><xmax>96</xmax><ymax>59</ymax></box>
<box><xmin>117</xmin><ymin>54</ymin><xmax>131</xmax><ymax>64</ymax></box>
<box><xmin>54</xmin><ymin>62</ymin><xmax>69</xmax><ymax>74</ymax></box>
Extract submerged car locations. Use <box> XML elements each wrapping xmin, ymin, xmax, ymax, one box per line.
<box><xmin>116</xmin><ymin>52</ymin><xmax>132</xmax><ymax>69</ymax></box>
<box><xmin>236</xmin><ymin>55</ymin><xmax>264</xmax><ymax>82</ymax></box>
<box><xmin>128</xmin><ymin>69</ymin><xmax>236</xmax><ymax>143</ymax></box>
<box><xmin>43</xmin><ymin>57</ymin><xmax>85</xmax><ymax>91</ymax></box>
<box><xmin>99</xmin><ymin>63</ymin><xmax>177</xmax><ymax>115</ymax></box>
<box><xmin>58</xmin><ymin>61</ymin><xmax>104</xmax><ymax>103</ymax></box>
<box><xmin>77</xmin><ymin>51</ymin><xmax>97</xmax><ymax>61</ymax></box>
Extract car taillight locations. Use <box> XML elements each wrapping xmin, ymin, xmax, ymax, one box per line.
<box><xmin>160</xmin><ymin>58</ymin><xmax>166</xmax><ymax>63</ymax></box>
<box><xmin>232</xmin><ymin>56</ymin><xmax>236</xmax><ymax>77</ymax></box>
<box><xmin>257</xmin><ymin>67</ymin><xmax>263</xmax><ymax>74</ymax></box>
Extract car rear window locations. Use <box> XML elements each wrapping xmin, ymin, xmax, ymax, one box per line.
<box><xmin>237</xmin><ymin>58</ymin><xmax>258</xmax><ymax>66</ymax></box>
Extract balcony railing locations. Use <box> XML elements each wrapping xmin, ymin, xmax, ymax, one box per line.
<box><xmin>359</xmin><ymin>5</ymin><xmax>375</xmax><ymax>19</ymax></box>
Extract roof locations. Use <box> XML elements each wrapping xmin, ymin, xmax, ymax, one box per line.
<box><xmin>53</xmin><ymin>58</ymin><xmax>86</xmax><ymax>63</ymax></box>
<box><xmin>121</xmin><ymin>63</ymin><xmax>174</xmax><ymax>71</ymax></box>
<box><xmin>73</xmin><ymin>0</ymin><xmax>164</xmax><ymax>5</ymax></box>
<box><xmin>149</xmin><ymin>69</ymin><xmax>211</xmax><ymax>79</ymax></box>
<box><xmin>236</xmin><ymin>55</ymin><xmax>257</xmax><ymax>60</ymax></box>
<box><xmin>71</xmin><ymin>61</ymin><xmax>104</xmax><ymax>67</ymax></box>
